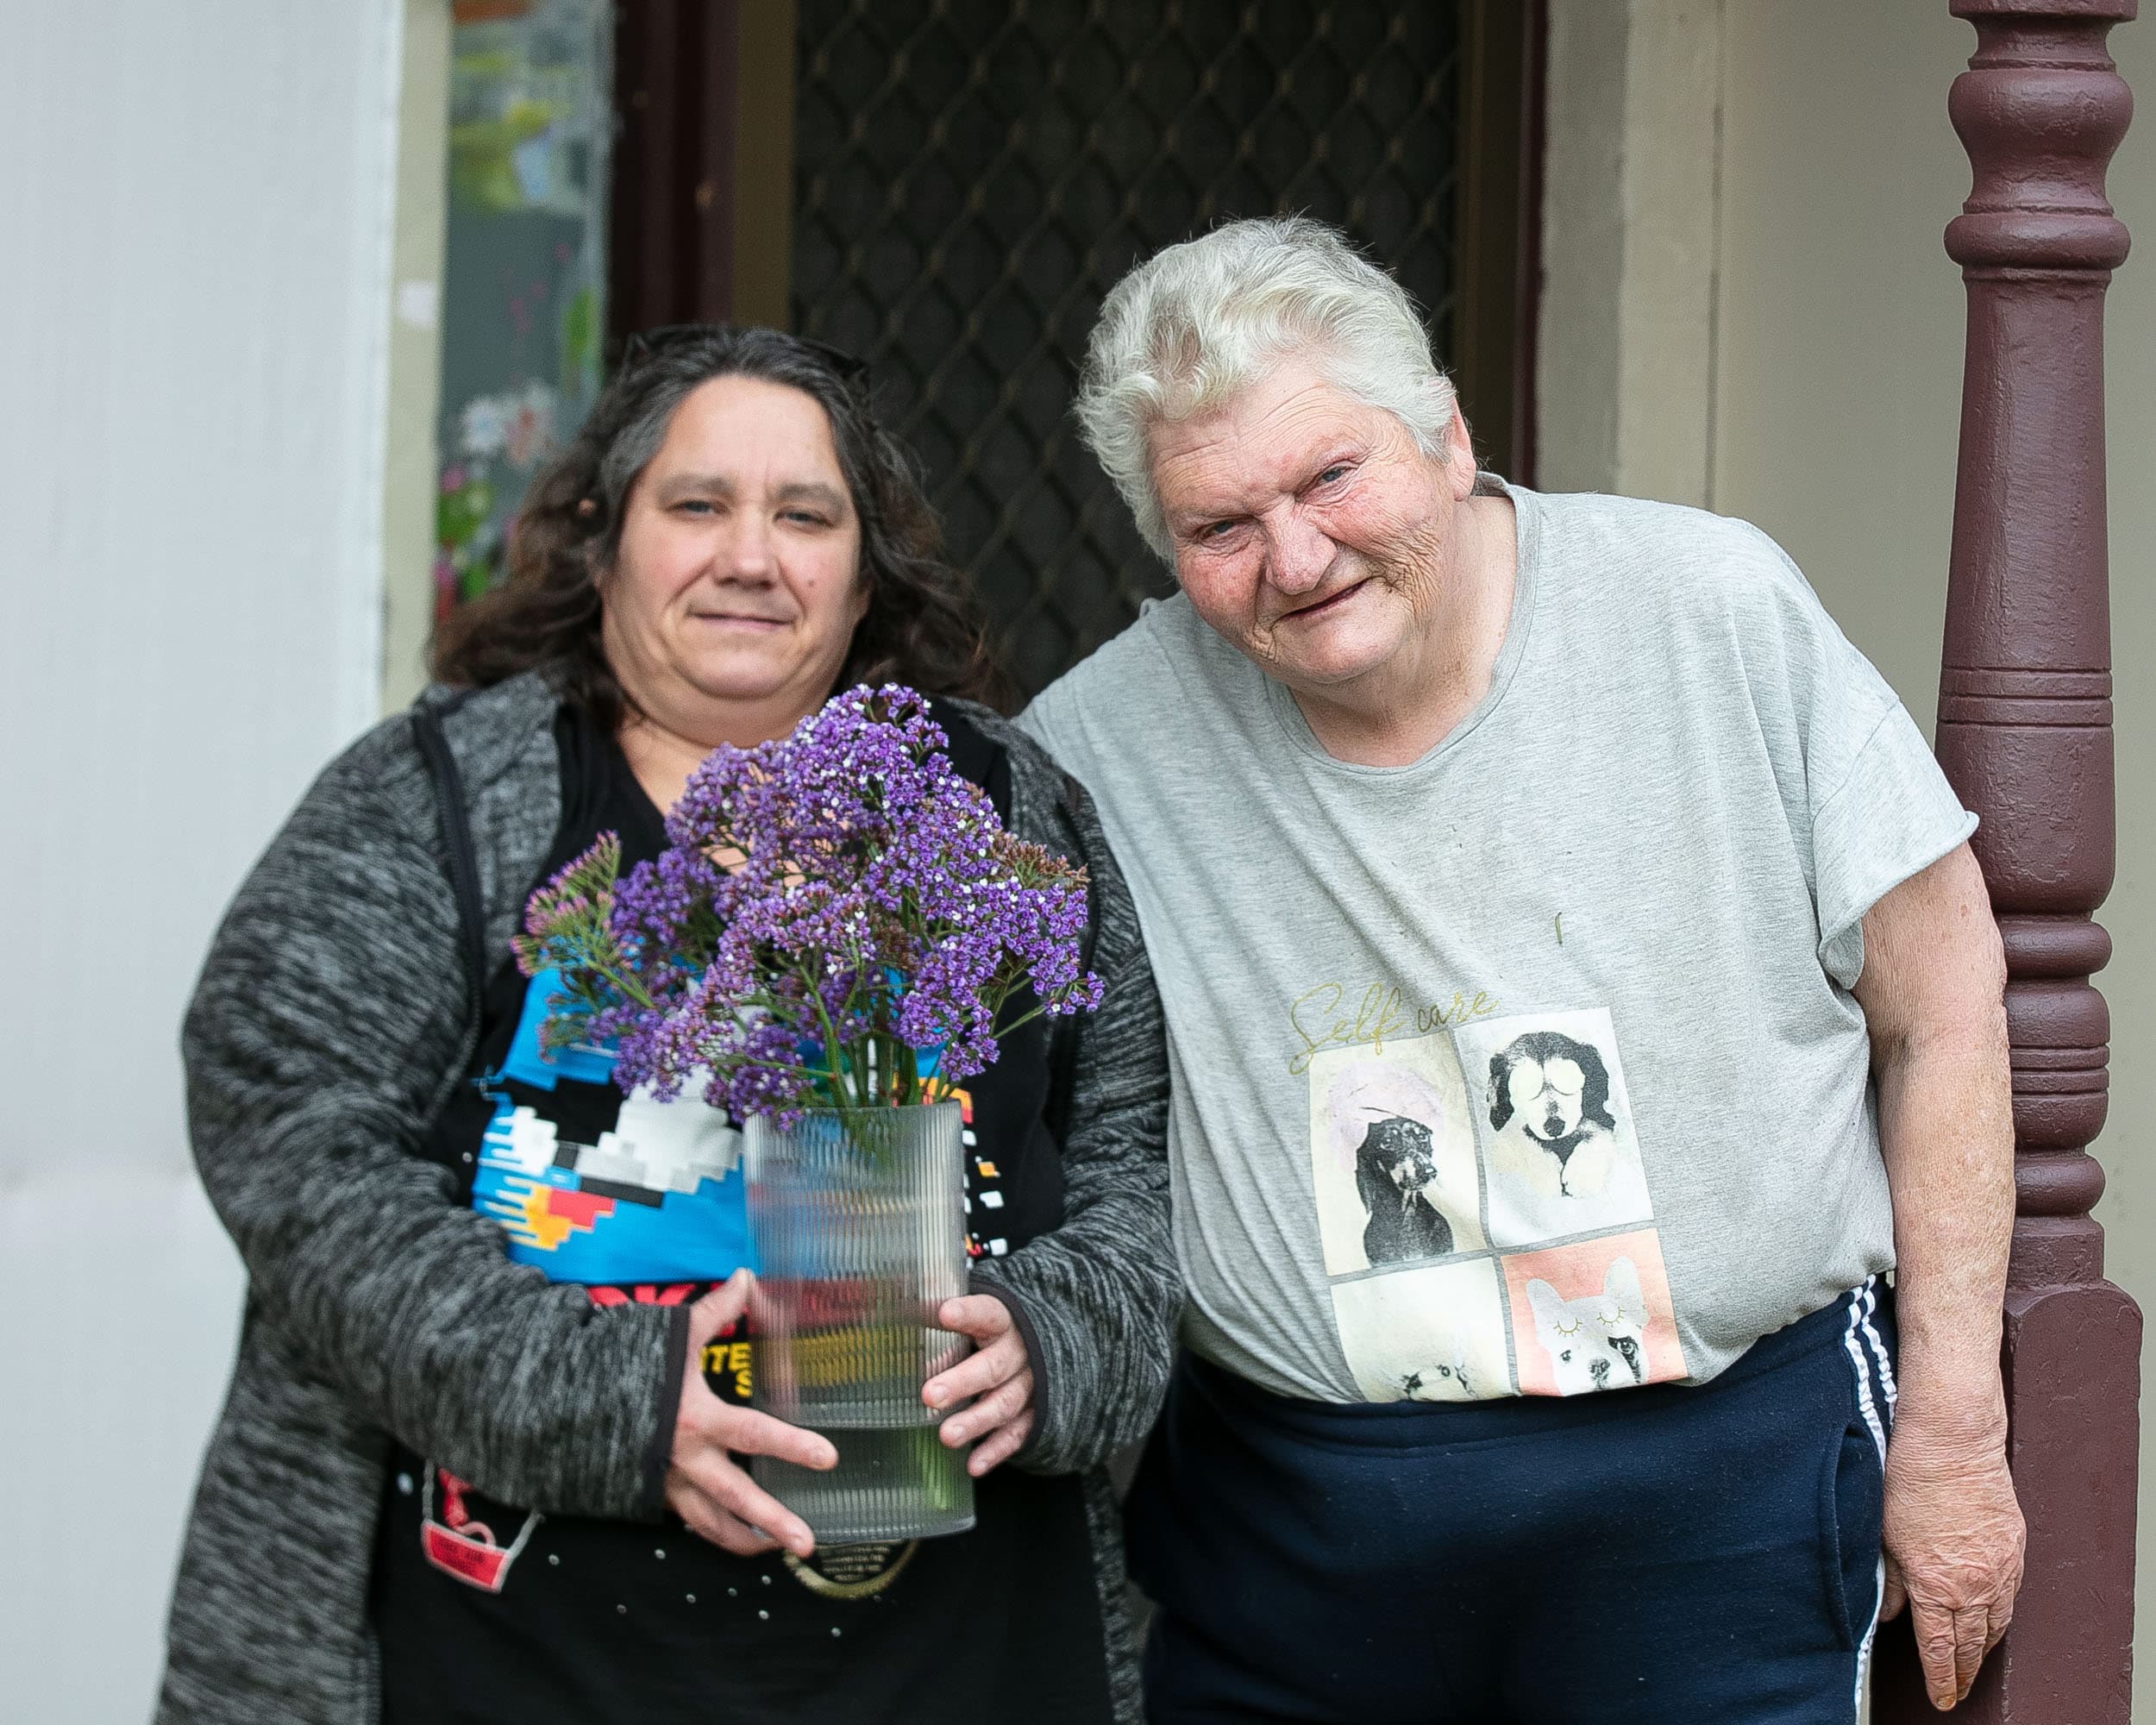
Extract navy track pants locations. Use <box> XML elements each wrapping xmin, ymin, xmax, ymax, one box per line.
<box><xmin>1126</xmin><ymin>1282</ymin><xmax>1897</xmax><ymax>1724</ymax></box>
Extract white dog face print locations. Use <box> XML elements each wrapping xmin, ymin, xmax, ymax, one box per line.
<box><xmin>1452</xmin><ymin>1008</ymin><xmax>1654</xmax><ymax>1248</ymax></box>
<box><xmin>1501</xmin><ymin>1232</ymin><xmax>1687</xmax><ymax>1396</ymax></box>
<box><xmin>1304</xmin><ymin>1032</ymin><xmax>1486</xmax><ymax>1276</ymax></box>
<box><xmin>1529</xmin><ymin>1256</ymin><xmax>1649</xmax><ymax>1395</ymax></box>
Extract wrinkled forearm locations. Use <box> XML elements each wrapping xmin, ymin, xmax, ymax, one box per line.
<box><xmin>1874</xmin><ymin>1019</ymin><xmax>2014</xmax><ymax>1444</ymax></box>
<box><xmin>1872</xmin><ymin>1007</ymin><xmax>2027</xmax><ymax>1715</ymax></box>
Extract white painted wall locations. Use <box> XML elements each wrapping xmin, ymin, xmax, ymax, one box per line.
<box><xmin>0</xmin><ymin>3</ymin><xmax>407</xmax><ymax>1718</ymax></box>
<box><xmin>1542</xmin><ymin>0</ymin><xmax>2155</xmax><ymax>1706</ymax></box>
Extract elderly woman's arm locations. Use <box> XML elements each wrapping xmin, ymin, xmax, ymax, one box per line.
<box><xmin>964</xmin><ymin>775</ymin><xmax>1178</xmax><ymax>1475</ymax></box>
<box><xmin>184</xmin><ymin>724</ymin><xmax>684</xmax><ymax>1520</ymax></box>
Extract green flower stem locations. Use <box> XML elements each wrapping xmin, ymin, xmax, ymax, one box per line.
<box><xmin>987</xmin><ymin>998</ymin><xmax>1055</xmax><ymax>1042</ymax></box>
<box><xmin>796</xmin><ymin>960</ymin><xmax>861</xmax><ymax>1110</ymax></box>
<box><xmin>563</xmin><ymin>944</ymin><xmax>659</xmax><ymax>1013</ymax></box>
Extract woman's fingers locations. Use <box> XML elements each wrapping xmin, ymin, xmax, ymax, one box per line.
<box><xmin>685</xmin><ymin>1268</ymin><xmax>754</xmax><ymax>1351</ymax></box>
<box><xmin>927</xmin><ymin>1291</ymin><xmax>1035</xmax><ymax>1456</ymax></box>
<box><xmin>937</xmin><ymin>1293</ymin><xmax>1014</xmax><ymax>1343</ymax></box>
<box><xmin>706</xmin><ymin>1465</ymin><xmax>817</xmax><ymax>1559</ymax></box>
<box><xmin>669</xmin><ymin>1287</ymin><xmax>1038</xmax><ymax>1552</ymax></box>
<box><xmin>665</xmin><ymin>1468</ymin><xmax>783</xmax><ymax>1557</ymax></box>
<box><xmin>967</xmin><ymin>1408</ymin><xmax>1034</xmax><ymax>1475</ymax></box>
<box><xmin>714</xmin><ymin>1403</ymin><xmax>840</xmax><ymax>1471</ymax></box>
<box><xmin>941</xmin><ymin>1367</ymin><xmax>1033</xmax><ymax>1447</ymax></box>
<box><xmin>680</xmin><ymin>1396</ymin><xmax>838</xmax><ymax>1472</ymax></box>
<box><xmin>924</xmin><ymin>1325</ymin><xmax>1025</xmax><ymax>1409</ymax></box>
<box><xmin>1952</xmin><ymin>1605</ymin><xmax>1990</xmax><ymax>1705</ymax></box>
<box><xmin>666</xmin><ymin>1315</ymin><xmax>833</xmax><ymax>1560</ymax></box>
<box><xmin>1881</xmin><ymin>1554</ymin><xmax>1908</xmax><ymax>1622</ymax></box>
<box><xmin>670</xmin><ymin>1452</ymin><xmax>817</xmax><ymax>1558</ymax></box>
<box><xmin>671</xmin><ymin>1489</ymin><xmax>772</xmax><ymax>1556</ymax></box>
<box><xmin>1984</xmin><ymin>1593</ymin><xmax>2015</xmax><ymax>1657</ymax></box>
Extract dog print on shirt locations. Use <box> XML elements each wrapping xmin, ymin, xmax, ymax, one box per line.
<box><xmin>1527</xmin><ymin>1255</ymin><xmax>1650</xmax><ymax>1395</ymax></box>
<box><xmin>1455</xmin><ymin>1010</ymin><xmax>1654</xmax><ymax>1248</ymax></box>
<box><xmin>1308</xmin><ymin>1000</ymin><xmax>1685</xmax><ymax>1401</ymax></box>
<box><xmin>1488</xmin><ymin>1031</ymin><xmax>1619</xmax><ymax>1196</ymax></box>
<box><xmin>1305</xmin><ymin>1035</ymin><xmax>1487</xmax><ymax>1276</ymax></box>
<box><xmin>1355</xmin><ymin>1115</ymin><xmax>1455</xmax><ymax>1264</ymax></box>
<box><xmin>1332</xmin><ymin>1258</ymin><xmax>1514</xmax><ymax>1403</ymax></box>
<box><xmin>1502</xmin><ymin>1233</ymin><xmax>1687</xmax><ymax>1396</ymax></box>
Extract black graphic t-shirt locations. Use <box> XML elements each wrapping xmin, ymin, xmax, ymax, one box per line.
<box><xmin>370</xmin><ymin>703</ymin><xmax>1106</xmax><ymax>1724</ymax></box>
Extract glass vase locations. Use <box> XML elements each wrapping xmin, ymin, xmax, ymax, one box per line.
<box><xmin>743</xmin><ymin>1101</ymin><xmax>976</xmax><ymax>1543</ymax></box>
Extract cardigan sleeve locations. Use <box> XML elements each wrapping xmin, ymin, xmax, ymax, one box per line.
<box><xmin>967</xmin><ymin>747</ymin><xmax>1180</xmax><ymax>1474</ymax></box>
<box><xmin>181</xmin><ymin>721</ymin><xmax>687</xmax><ymax>1520</ymax></box>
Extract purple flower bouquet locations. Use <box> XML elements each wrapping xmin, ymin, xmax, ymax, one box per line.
<box><xmin>513</xmin><ymin>684</ymin><xmax>1103</xmax><ymax>1541</ymax></box>
<box><xmin>514</xmin><ymin>683</ymin><xmax>1102</xmax><ymax>1120</ymax></box>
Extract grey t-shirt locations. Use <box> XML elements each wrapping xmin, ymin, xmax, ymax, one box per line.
<box><xmin>1021</xmin><ymin>482</ymin><xmax>1975</xmax><ymax>1403</ymax></box>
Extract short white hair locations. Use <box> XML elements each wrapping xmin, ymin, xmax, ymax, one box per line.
<box><xmin>1074</xmin><ymin>216</ymin><xmax>1459</xmax><ymax>558</ymax></box>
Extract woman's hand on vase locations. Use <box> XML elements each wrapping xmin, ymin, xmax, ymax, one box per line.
<box><xmin>666</xmin><ymin>1269</ymin><xmax>836</xmax><ymax>1559</ymax></box>
<box><xmin>925</xmin><ymin>1295</ymin><xmax>1036</xmax><ymax>1476</ymax></box>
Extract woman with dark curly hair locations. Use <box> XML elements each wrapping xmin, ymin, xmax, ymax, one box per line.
<box><xmin>157</xmin><ymin>327</ymin><xmax>1175</xmax><ymax>1725</ymax></box>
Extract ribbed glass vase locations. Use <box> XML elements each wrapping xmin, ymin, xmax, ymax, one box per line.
<box><xmin>744</xmin><ymin>1101</ymin><xmax>975</xmax><ymax>1543</ymax></box>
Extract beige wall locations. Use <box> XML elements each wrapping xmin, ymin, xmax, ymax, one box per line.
<box><xmin>1539</xmin><ymin>0</ymin><xmax>1724</xmax><ymax>508</ymax></box>
<box><xmin>1543</xmin><ymin>0</ymin><xmax>2155</xmax><ymax>1703</ymax></box>
<box><xmin>381</xmin><ymin>0</ymin><xmax>452</xmax><ymax>710</ymax></box>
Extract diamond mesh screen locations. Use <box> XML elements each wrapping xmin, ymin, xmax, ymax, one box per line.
<box><xmin>792</xmin><ymin>0</ymin><xmax>1463</xmax><ymax>695</ymax></box>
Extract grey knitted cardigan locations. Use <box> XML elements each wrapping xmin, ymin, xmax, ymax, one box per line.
<box><xmin>157</xmin><ymin>670</ymin><xmax>1175</xmax><ymax>1725</ymax></box>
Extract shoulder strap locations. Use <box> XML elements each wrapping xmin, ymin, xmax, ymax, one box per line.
<box><xmin>410</xmin><ymin>693</ymin><xmax>488</xmax><ymax>1022</ymax></box>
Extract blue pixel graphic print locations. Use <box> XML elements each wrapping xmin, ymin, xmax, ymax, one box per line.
<box><xmin>469</xmin><ymin>967</ymin><xmax>752</xmax><ymax>1285</ymax></box>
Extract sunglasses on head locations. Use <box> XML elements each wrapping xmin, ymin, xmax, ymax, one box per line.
<box><xmin>618</xmin><ymin>323</ymin><xmax>870</xmax><ymax>382</ymax></box>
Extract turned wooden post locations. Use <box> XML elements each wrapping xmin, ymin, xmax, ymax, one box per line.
<box><xmin>1876</xmin><ymin>3</ymin><xmax>2139</xmax><ymax>1718</ymax></box>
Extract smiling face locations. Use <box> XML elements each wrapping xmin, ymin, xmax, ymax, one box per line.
<box><xmin>1148</xmin><ymin>357</ymin><xmax>1477</xmax><ymax>693</ymax></box>
<box><xmin>601</xmin><ymin>373</ymin><xmax>868</xmax><ymax>743</ymax></box>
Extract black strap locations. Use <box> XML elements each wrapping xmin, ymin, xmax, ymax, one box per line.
<box><xmin>411</xmin><ymin>694</ymin><xmax>488</xmax><ymax>1024</ymax></box>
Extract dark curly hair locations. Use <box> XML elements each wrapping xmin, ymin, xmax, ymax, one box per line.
<box><xmin>431</xmin><ymin>325</ymin><xmax>1011</xmax><ymax>722</ymax></box>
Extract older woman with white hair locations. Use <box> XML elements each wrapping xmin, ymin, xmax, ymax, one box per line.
<box><xmin>1022</xmin><ymin>217</ymin><xmax>2023</xmax><ymax>1721</ymax></box>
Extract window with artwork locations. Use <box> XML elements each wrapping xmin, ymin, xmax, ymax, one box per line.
<box><xmin>433</xmin><ymin>0</ymin><xmax>612</xmax><ymax>619</ymax></box>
